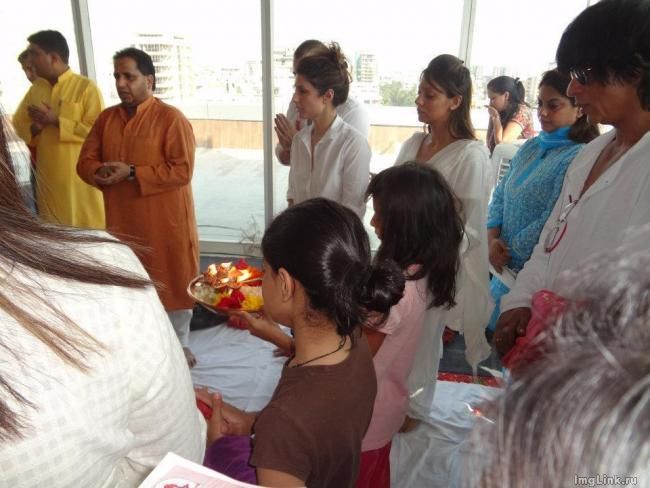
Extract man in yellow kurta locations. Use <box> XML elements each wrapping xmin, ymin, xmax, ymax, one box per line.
<box><xmin>14</xmin><ymin>49</ymin><xmax>45</xmax><ymax>212</ymax></box>
<box><xmin>78</xmin><ymin>47</ymin><xmax>199</xmax><ymax>366</ymax></box>
<box><xmin>13</xmin><ymin>30</ymin><xmax>105</xmax><ymax>228</ymax></box>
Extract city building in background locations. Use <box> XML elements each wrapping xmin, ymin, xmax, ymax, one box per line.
<box><xmin>0</xmin><ymin>0</ymin><xmax>594</xmax><ymax>252</ymax></box>
<box><xmin>353</xmin><ymin>52</ymin><xmax>381</xmax><ymax>105</ymax></box>
<box><xmin>356</xmin><ymin>52</ymin><xmax>377</xmax><ymax>83</ymax></box>
<box><xmin>134</xmin><ymin>33</ymin><xmax>195</xmax><ymax>102</ymax></box>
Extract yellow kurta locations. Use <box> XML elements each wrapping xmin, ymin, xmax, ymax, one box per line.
<box><xmin>77</xmin><ymin>97</ymin><xmax>199</xmax><ymax>311</ymax></box>
<box><xmin>13</xmin><ymin>78</ymin><xmax>50</xmax><ymax>153</ymax></box>
<box><xmin>13</xmin><ymin>69</ymin><xmax>105</xmax><ymax>228</ymax></box>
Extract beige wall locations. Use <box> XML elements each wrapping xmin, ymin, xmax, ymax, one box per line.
<box><xmin>189</xmin><ymin>119</ymin><xmax>487</xmax><ymax>154</ymax></box>
<box><xmin>190</xmin><ymin>119</ymin><xmax>264</xmax><ymax>149</ymax></box>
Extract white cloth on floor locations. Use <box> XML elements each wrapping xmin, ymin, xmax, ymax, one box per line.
<box><xmin>391</xmin><ymin>381</ymin><xmax>498</xmax><ymax>488</ymax></box>
<box><xmin>189</xmin><ymin>324</ymin><xmax>285</xmax><ymax>411</ymax></box>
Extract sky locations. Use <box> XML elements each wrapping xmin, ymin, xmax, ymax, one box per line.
<box><xmin>85</xmin><ymin>0</ymin><xmax>463</xmax><ymax>75</ymax></box>
<box><xmin>1</xmin><ymin>0</ymin><xmax>591</xmax><ymax>113</ymax></box>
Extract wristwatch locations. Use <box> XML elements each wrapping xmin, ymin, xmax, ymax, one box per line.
<box><xmin>127</xmin><ymin>164</ymin><xmax>136</xmax><ymax>181</ymax></box>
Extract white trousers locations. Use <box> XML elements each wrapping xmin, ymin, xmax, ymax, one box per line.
<box><xmin>406</xmin><ymin>306</ymin><xmax>447</xmax><ymax>422</ymax></box>
<box><xmin>167</xmin><ymin>309</ymin><xmax>193</xmax><ymax>348</ymax></box>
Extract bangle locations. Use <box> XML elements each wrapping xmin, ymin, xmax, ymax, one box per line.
<box><xmin>127</xmin><ymin>164</ymin><xmax>136</xmax><ymax>181</ymax></box>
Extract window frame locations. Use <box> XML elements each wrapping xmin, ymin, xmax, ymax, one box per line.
<box><xmin>73</xmin><ymin>0</ymin><xmax>593</xmax><ymax>255</ymax></box>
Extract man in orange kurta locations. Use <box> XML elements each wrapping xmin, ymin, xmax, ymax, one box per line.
<box><xmin>77</xmin><ymin>47</ymin><xmax>199</xmax><ymax>366</ymax></box>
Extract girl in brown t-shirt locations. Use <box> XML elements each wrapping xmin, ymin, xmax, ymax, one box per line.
<box><xmin>202</xmin><ymin>198</ymin><xmax>405</xmax><ymax>488</ymax></box>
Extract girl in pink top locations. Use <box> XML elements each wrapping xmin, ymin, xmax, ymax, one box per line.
<box><xmin>358</xmin><ymin>162</ymin><xmax>464</xmax><ymax>488</ymax></box>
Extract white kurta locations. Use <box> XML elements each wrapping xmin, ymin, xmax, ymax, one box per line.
<box><xmin>0</xmin><ymin>236</ymin><xmax>206</xmax><ymax>487</ymax></box>
<box><xmin>395</xmin><ymin>133</ymin><xmax>493</xmax><ymax>420</ymax></box>
<box><xmin>287</xmin><ymin>115</ymin><xmax>371</xmax><ymax>218</ymax></box>
<box><xmin>502</xmin><ymin>130</ymin><xmax>650</xmax><ymax>311</ymax></box>
<box><xmin>275</xmin><ymin>97</ymin><xmax>370</xmax><ymax>160</ymax></box>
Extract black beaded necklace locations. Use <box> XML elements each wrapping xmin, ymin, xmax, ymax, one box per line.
<box><xmin>289</xmin><ymin>336</ymin><xmax>347</xmax><ymax>368</ymax></box>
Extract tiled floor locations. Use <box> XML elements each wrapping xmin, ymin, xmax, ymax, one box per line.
<box><xmin>190</xmin><ymin>255</ymin><xmax>501</xmax><ymax>376</ymax></box>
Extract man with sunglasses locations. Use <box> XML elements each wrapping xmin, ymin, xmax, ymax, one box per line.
<box><xmin>494</xmin><ymin>0</ymin><xmax>650</xmax><ymax>359</ymax></box>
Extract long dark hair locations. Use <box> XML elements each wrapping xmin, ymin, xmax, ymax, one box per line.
<box><xmin>367</xmin><ymin>163</ymin><xmax>463</xmax><ymax>309</ymax></box>
<box><xmin>262</xmin><ymin>198</ymin><xmax>405</xmax><ymax>338</ymax></box>
<box><xmin>487</xmin><ymin>76</ymin><xmax>527</xmax><ymax>127</ymax></box>
<box><xmin>296</xmin><ymin>42</ymin><xmax>351</xmax><ymax>107</ymax></box>
<box><xmin>0</xmin><ymin>114</ymin><xmax>150</xmax><ymax>441</ymax></box>
<box><xmin>422</xmin><ymin>54</ymin><xmax>476</xmax><ymax>140</ymax></box>
<box><xmin>538</xmin><ymin>70</ymin><xmax>599</xmax><ymax>144</ymax></box>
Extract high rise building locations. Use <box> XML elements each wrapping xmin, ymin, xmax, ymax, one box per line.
<box><xmin>492</xmin><ymin>65</ymin><xmax>508</xmax><ymax>78</ymax></box>
<box><xmin>134</xmin><ymin>33</ymin><xmax>195</xmax><ymax>101</ymax></box>
<box><xmin>356</xmin><ymin>52</ymin><xmax>377</xmax><ymax>84</ymax></box>
<box><xmin>272</xmin><ymin>48</ymin><xmax>295</xmax><ymax>102</ymax></box>
<box><xmin>524</xmin><ymin>74</ymin><xmax>540</xmax><ymax>107</ymax></box>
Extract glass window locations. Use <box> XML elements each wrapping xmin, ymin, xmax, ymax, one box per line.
<box><xmin>88</xmin><ymin>0</ymin><xmax>263</xmax><ymax>248</ymax></box>
<box><xmin>0</xmin><ymin>0</ymin><xmax>79</xmax><ymax>114</ymax></box>
<box><xmin>2</xmin><ymin>1</ymin><xmax>601</xmax><ymax>254</ymax></box>
<box><xmin>272</xmin><ymin>0</ymin><xmax>464</xmax><ymax>246</ymax></box>
<box><xmin>469</xmin><ymin>0</ymin><xmax>591</xmax><ymax>136</ymax></box>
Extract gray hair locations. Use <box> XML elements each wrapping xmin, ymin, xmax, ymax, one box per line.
<box><xmin>465</xmin><ymin>231</ymin><xmax>650</xmax><ymax>487</ymax></box>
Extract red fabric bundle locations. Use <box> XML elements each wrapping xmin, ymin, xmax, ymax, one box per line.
<box><xmin>501</xmin><ymin>289</ymin><xmax>567</xmax><ymax>374</ymax></box>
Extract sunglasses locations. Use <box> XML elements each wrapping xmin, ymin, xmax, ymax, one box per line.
<box><xmin>569</xmin><ymin>67</ymin><xmax>593</xmax><ymax>85</ymax></box>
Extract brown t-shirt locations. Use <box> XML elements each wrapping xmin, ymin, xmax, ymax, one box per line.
<box><xmin>250</xmin><ymin>337</ymin><xmax>377</xmax><ymax>488</ymax></box>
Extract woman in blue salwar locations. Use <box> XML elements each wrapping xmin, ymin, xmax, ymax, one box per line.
<box><xmin>486</xmin><ymin>70</ymin><xmax>598</xmax><ymax>331</ymax></box>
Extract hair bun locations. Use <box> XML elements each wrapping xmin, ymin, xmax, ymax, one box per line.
<box><xmin>358</xmin><ymin>260</ymin><xmax>405</xmax><ymax>314</ymax></box>
<box><xmin>327</xmin><ymin>42</ymin><xmax>349</xmax><ymax>73</ymax></box>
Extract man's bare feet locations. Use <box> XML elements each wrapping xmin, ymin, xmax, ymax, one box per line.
<box><xmin>183</xmin><ymin>347</ymin><xmax>197</xmax><ymax>368</ymax></box>
<box><xmin>398</xmin><ymin>415</ymin><xmax>421</xmax><ymax>433</ymax></box>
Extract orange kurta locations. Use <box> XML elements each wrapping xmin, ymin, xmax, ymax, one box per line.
<box><xmin>77</xmin><ymin>97</ymin><xmax>198</xmax><ymax>310</ymax></box>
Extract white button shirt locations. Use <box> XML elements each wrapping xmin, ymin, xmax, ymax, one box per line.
<box><xmin>287</xmin><ymin>115</ymin><xmax>371</xmax><ymax>218</ymax></box>
<box><xmin>275</xmin><ymin>97</ymin><xmax>370</xmax><ymax>160</ymax></box>
<box><xmin>0</xmin><ymin>235</ymin><xmax>206</xmax><ymax>487</ymax></box>
<box><xmin>502</xmin><ymin>130</ymin><xmax>650</xmax><ymax>311</ymax></box>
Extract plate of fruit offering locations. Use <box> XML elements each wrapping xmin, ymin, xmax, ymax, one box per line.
<box><xmin>188</xmin><ymin>258</ymin><xmax>263</xmax><ymax>313</ymax></box>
